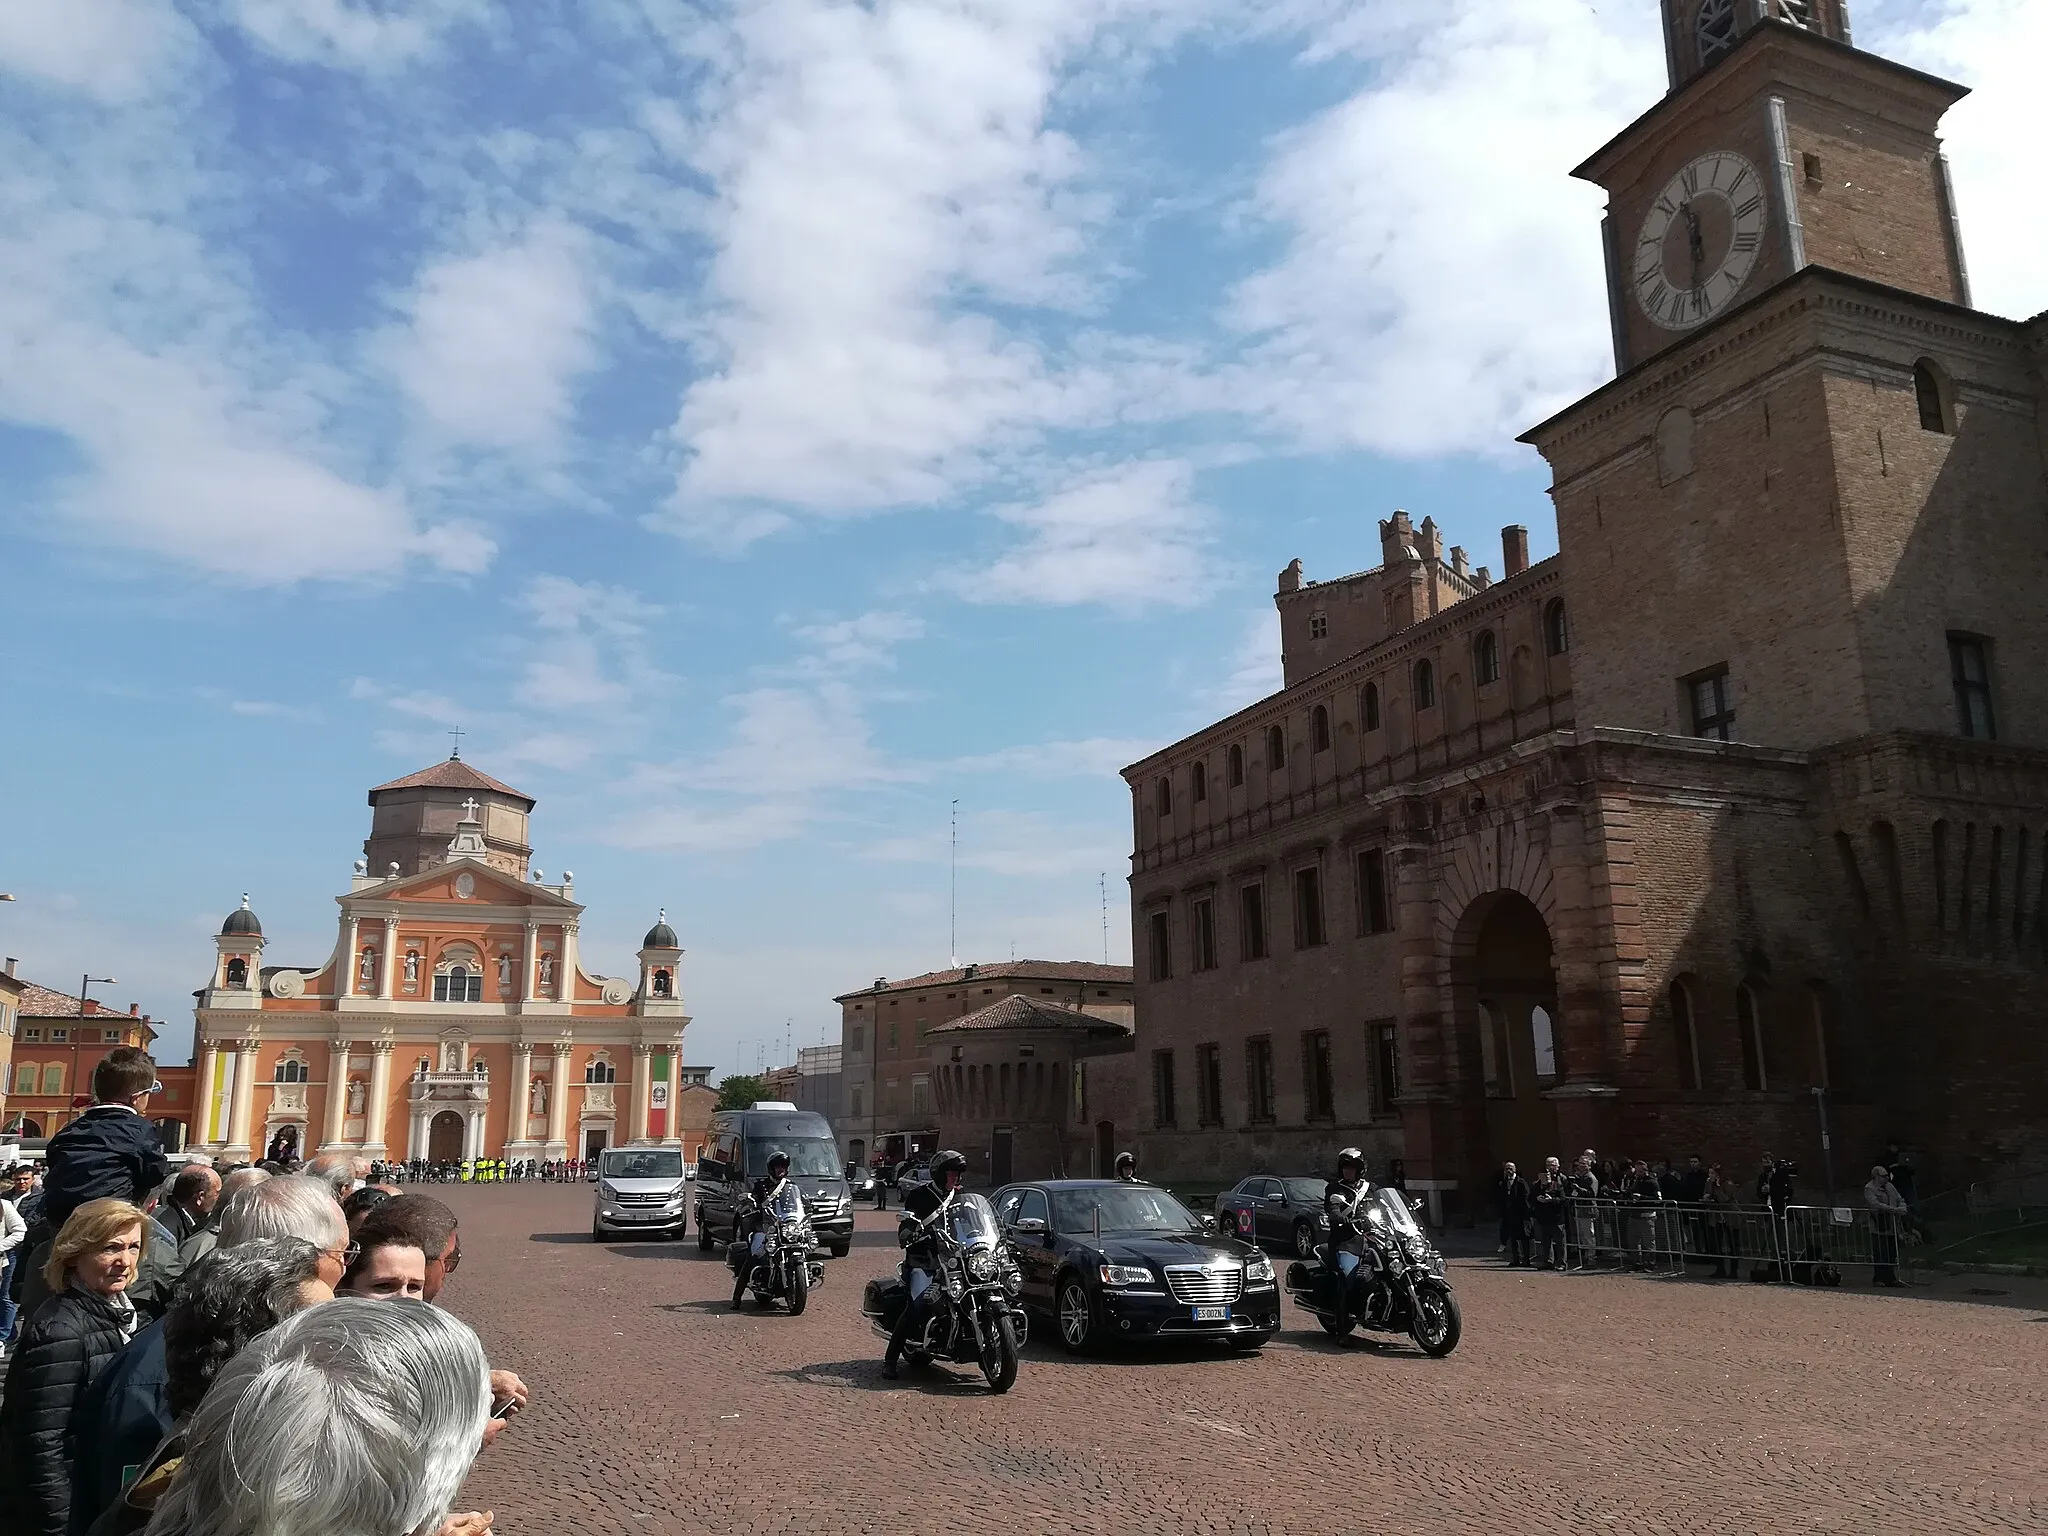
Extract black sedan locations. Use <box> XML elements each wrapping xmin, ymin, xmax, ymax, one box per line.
<box><xmin>1213</xmin><ymin>1175</ymin><xmax>1332</xmax><ymax>1259</ymax></box>
<box><xmin>991</xmin><ymin>1180</ymin><xmax>1279</xmax><ymax>1354</ymax></box>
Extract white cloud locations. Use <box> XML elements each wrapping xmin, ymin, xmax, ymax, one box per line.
<box><xmin>1223</xmin><ymin>2</ymin><xmax>1660</xmax><ymax>459</ymax></box>
<box><xmin>793</xmin><ymin>611</ymin><xmax>927</xmax><ymax>673</ymax></box>
<box><xmin>220</xmin><ymin>0</ymin><xmax>488</xmax><ymax>73</ymax></box>
<box><xmin>950</xmin><ymin>459</ymin><xmax>1213</xmax><ymax>609</ymax></box>
<box><xmin>948</xmin><ymin>738</ymin><xmax>1156</xmax><ymax>779</ymax></box>
<box><xmin>388</xmin><ymin>224</ymin><xmax>598</xmax><ymax>454</ymax></box>
<box><xmin>1208</xmin><ymin>607</ymin><xmax>1283</xmax><ymax>713</ymax></box>
<box><xmin>0</xmin><ymin>0</ymin><xmax>198</xmax><ymax>103</ymax></box>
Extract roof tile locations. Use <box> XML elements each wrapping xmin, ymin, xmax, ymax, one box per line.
<box><xmin>369</xmin><ymin>758</ymin><xmax>533</xmax><ymax>804</ymax></box>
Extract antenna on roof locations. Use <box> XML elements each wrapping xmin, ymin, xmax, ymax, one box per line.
<box><xmin>448</xmin><ymin>726</ymin><xmax>466</xmax><ymax>760</ymax></box>
<box><xmin>1100</xmin><ymin>873</ymin><xmax>1109</xmax><ymax>965</ymax></box>
<box><xmin>949</xmin><ymin>798</ymin><xmax>960</xmax><ymax>969</ymax></box>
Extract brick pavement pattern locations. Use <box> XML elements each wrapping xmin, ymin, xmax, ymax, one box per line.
<box><xmin>440</xmin><ymin>1187</ymin><xmax>2045</xmax><ymax>1536</ymax></box>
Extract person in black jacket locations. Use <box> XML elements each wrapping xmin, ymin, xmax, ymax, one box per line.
<box><xmin>1324</xmin><ymin>1148</ymin><xmax>1371</xmax><ymax>1331</ymax></box>
<box><xmin>68</xmin><ymin>1237</ymin><xmax>331</xmax><ymax>1536</ymax></box>
<box><xmin>1496</xmin><ymin>1163</ymin><xmax>1532</xmax><ymax>1267</ymax></box>
<box><xmin>883</xmin><ymin>1150</ymin><xmax>967</xmax><ymax>1378</ymax></box>
<box><xmin>0</xmin><ymin>1199</ymin><xmax>147</xmax><ymax>1536</ymax></box>
<box><xmin>38</xmin><ymin>1051</ymin><xmax>167</xmax><ymax>1237</ymax></box>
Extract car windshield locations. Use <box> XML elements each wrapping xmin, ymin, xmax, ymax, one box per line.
<box><xmin>745</xmin><ymin>1138</ymin><xmax>842</xmax><ymax>1178</ymax></box>
<box><xmin>604</xmin><ymin>1151</ymin><xmax>683</xmax><ymax>1179</ymax></box>
<box><xmin>1282</xmin><ymin>1179</ymin><xmax>1327</xmax><ymax>1203</ymax></box>
<box><xmin>1051</xmin><ymin>1186</ymin><xmax>1201</xmax><ymax>1236</ymax></box>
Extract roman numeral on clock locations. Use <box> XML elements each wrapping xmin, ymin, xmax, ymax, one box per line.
<box><xmin>1733</xmin><ymin>230</ymin><xmax>1761</xmax><ymax>253</ymax></box>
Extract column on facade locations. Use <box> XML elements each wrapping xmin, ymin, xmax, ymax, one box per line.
<box><xmin>321</xmin><ymin>1041</ymin><xmax>351</xmax><ymax>1149</ymax></box>
<box><xmin>561</xmin><ymin>923</ymin><xmax>579</xmax><ymax>998</ymax></box>
<box><xmin>510</xmin><ymin>1041</ymin><xmax>534</xmax><ymax>1144</ymax></box>
<box><xmin>523</xmin><ymin>921</ymin><xmax>540</xmax><ymax>1002</ymax></box>
<box><xmin>664</xmin><ymin>1046</ymin><xmax>680</xmax><ymax>1144</ymax></box>
<box><xmin>194</xmin><ymin>1041</ymin><xmax>220</xmax><ymax>1145</ymax></box>
<box><xmin>364</xmin><ymin>1042</ymin><xmax>394</xmax><ymax>1154</ymax></box>
<box><xmin>379</xmin><ymin>918</ymin><xmax>400</xmax><ymax>1000</ymax></box>
<box><xmin>631</xmin><ymin>1043</ymin><xmax>653</xmax><ymax>1142</ymax></box>
<box><xmin>226</xmin><ymin>1041</ymin><xmax>260</xmax><ymax>1153</ymax></box>
<box><xmin>347</xmin><ymin>915</ymin><xmax>362</xmax><ymax>995</ymax></box>
<box><xmin>548</xmin><ymin>1043</ymin><xmax>572</xmax><ymax>1150</ymax></box>
<box><xmin>464</xmin><ymin>1103</ymin><xmax>487</xmax><ymax>1162</ymax></box>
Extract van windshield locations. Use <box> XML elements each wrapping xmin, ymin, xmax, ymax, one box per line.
<box><xmin>604</xmin><ymin>1150</ymin><xmax>684</xmax><ymax>1179</ymax></box>
<box><xmin>745</xmin><ymin>1138</ymin><xmax>842</xmax><ymax>1178</ymax></box>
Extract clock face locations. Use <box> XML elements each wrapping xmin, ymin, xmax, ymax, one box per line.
<box><xmin>1633</xmin><ymin>151</ymin><xmax>1769</xmax><ymax>331</ymax></box>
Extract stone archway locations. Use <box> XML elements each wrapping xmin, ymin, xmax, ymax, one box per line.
<box><xmin>429</xmin><ymin>1110</ymin><xmax>465</xmax><ymax>1162</ymax></box>
<box><xmin>1459</xmin><ymin>891</ymin><xmax>1562</xmax><ymax>1173</ymax></box>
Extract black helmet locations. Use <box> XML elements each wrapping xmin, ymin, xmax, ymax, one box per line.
<box><xmin>1337</xmin><ymin>1146</ymin><xmax>1365</xmax><ymax>1174</ymax></box>
<box><xmin>931</xmin><ymin>1150</ymin><xmax>968</xmax><ymax>1187</ymax></box>
<box><xmin>767</xmin><ymin>1150</ymin><xmax>791</xmax><ymax>1172</ymax></box>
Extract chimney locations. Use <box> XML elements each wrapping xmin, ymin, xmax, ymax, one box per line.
<box><xmin>1449</xmin><ymin>546</ymin><xmax>1468</xmax><ymax>579</ymax></box>
<box><xmin>1502</xmin><ymin>525</ymin><xmax>1530</xmax><ymax>577</ymax></box>
<box><xmin>3</xmin><ymin>957</ymin><xmax>13</xmax><ymax>977</ymax></box>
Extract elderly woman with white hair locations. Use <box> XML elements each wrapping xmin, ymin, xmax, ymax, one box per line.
<box><xmin>209</xmin><ymin>1175</ymin><xmax>354</xmax><ymax>1288</ymax></box>
<box><xmin>140</xmin><ymin>1297</ymin><xmax>496</xmax><ymax>1536</ymax></box>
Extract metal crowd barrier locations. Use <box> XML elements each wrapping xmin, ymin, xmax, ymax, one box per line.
<box><xmin>1551</xmin><ymin>1200</ymin><xmax>1919</xmax><ymax>1286</ymax></box>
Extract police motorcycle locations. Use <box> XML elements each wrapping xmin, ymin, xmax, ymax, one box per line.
<box><xmin>862</xmin><ymin>1190</ymin><xmax>1028</xmax><ymax>1393</ymax></box>
<box><xmin>728</xmin><ymin>1190</ymin><xmax>825</xmax><ymax>1314</ymax></box>
<box><xmin>1285</xmin><ymin>1183</ymin><xmax>1462</xmax><ymax>1357</ymax></box>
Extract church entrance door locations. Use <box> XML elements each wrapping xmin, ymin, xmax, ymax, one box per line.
<box><xmin>429</xmin><ymin>1110</ymin><xmax>465</xmax><ymax>1162</ymax></box>
<box><xmin>1464</xmin><ymin>893</ymin><xmax>1561</xmax><ymax>1176</ymax></box>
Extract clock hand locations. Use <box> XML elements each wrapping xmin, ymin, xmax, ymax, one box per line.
<box><xmin>1683</xmin><ymin>202</ymin><xmax>1706</xmax><ymax>291</ymax></box>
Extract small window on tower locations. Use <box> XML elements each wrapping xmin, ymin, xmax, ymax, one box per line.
<box><xmin>1949</xmin><ymin>634</ymin><xmax>1996</xmax><ymax>740</ymax></box>
<box><xmin>1774</xmin><ymin>0</ymin><xmax>1815</xmax><ymax>26</ymax></box>
<box><xmin>1226</xmin><ymin>744</ymin><xmax>1245</xmax><ymax>788</ymax></box>
<box><xmin>1687</xmin><ymin>667</ymin><xmax>1736</xmax><ymax>741</ymax></box>
<box><xmin>1802</xmin><ymin>151</ymin><xmax>1823</xmax><ymax>187</ymax></box>
<box><xmin>1308</xmin><ymin>611</ymin><xmax>1328</xmax><ymax>640</ymax></box>
<box><xmin>1696</xmin><ymin>0</ymin><xmax>1737</xmax><ymax>63</ymax></box>
<box><xmin>1191</xmin><ymin>759</ymin><xmax>1207</xmax><ymax>803</ymax></box>
<box><xmin>1914</xmin><ymin>359</ymin><xmax>1954</xmax><ymax>435</ymax></box>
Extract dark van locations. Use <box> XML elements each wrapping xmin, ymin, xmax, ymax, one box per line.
<box><xmin>694</xmin><ymin>1103</ymin><xmax>855</xmax><ymax>1259</ymax></box>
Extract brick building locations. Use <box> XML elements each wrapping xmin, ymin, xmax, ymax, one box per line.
<box><xmin>0</xmin><ymin>975</ymin><xmax>193</xmax><ymax>1147</ymax></box>
<box><xmin>190</xmin><ymin>755</ymin><xmax>692</xmax><ymax>1165</ymax></box>
<box><xmin>1122</xmin><ymin>0</ymin><xmax>2048</xmax><ymax>1211</ymax></box>
<box><xmin>835</xmin><ymin>961</ymin><xmax>1133</xmax><ymax>1176</ymax></box>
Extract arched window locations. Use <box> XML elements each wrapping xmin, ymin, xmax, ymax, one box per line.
<box><xmin>1361</xmin><ymin>683</ymin><xmax>1381</xmax><ymax>732</ymax></box>
<box><xmin>1474</xmin><ymin>630</ymin><xmax>1500</xmax><ymax>686</ymax></box>
<box><xmin>40</xmin><ymin>1064</ymin><xmax>64</xmax><ymax>1096</ymax></box>
<box><xmin>1155</xmin><ymin>777</ymin><xmax>1174</xmax><ymax>818</ymax></box>
<box><xmin>224</xmin><ymin>957</ymin><xmax>248</xmax><ymax>988</ymax></box>
<box><xmin>1413</xmin><ymin>659</ymin><xmax>1436</xmax><ymax>710</ymax></box>
<box><xmin>13</xmin><ymin>1062</ymin><xmax>35</xmax><ymax>1095</ymax></box>
<box><xmin>584</xmin><ymin>1054</ymin><xmax>617</xmax><ymax>1084</ymax></box>
<box><xmin>1544</xmin><ymin>599</ymin><xmax>1570</xmax><ymax>656</ymax></box>
<box><xmin>1736</xmin><ymin>982</ymin><xmax>1767</xmax><ymax>1090</ymax></box>
<box><xmin>434</xmin><ymin>962</ymin><xmax>482</xmax><ymax>1003</ymax></box>
<box><xmin>652</xmin><ymin>967</ymin><xmax>673</xmax><ymax>998</ymax></box>
<box><xmin>1671</xmin><ymin>979</ymin><xmax>1702</xmax><ymax>1091</ymax></box>
<box><xmin>1914</xmin><ymin>358</ymin><xmax>1953</xmax><ymax>434</ymax></box>
<box><xmin>1226</xmin><ymin>744</ymin><xmax>1244</xmax><ymax>788</ymax></box>
<box><xmin>1529</xmin><ymin>1005</ymin><xmax>1558</xmax><ymax>1081</ymax></box>
<box><xmin>1310</xmin><ymin>704</ymin><xmax>1331</xmax><ymax>753</ymax></box>
<box><xmin>1191</xmin><ymin>760</ymin><xmax>1207</xmax><ymax>803</ymax></box>
<box><xmin>273</xmin><ymin>1056</ymin><xmax>309</xmax><ymax>1084</ymax></box>
<box><xmin>1265</xmin><ymin>725</ymin><xmax>1286</xmax><ymax>770</ymax></box>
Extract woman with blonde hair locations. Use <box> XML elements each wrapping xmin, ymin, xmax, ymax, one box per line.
<box><xmin>0</xmin><ymin>1198</ymin><xmax>146</xmax><ymax>1536</ymax></box>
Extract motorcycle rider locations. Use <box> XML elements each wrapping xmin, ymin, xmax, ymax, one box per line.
<box><xmin>883</xmin><ymin>1148</ymin><xmax>967</xmax><ymax>1378</ymax></box>
<box><xmin>1323</xmin><ymin>1147</ymin><xmax>1373</xmax><ymax>1333</ymax></box>
<box><xmin>1113</xmin><ymin>1151</ymin><xmax>1140</xmax><ymax>1184</ymax></box>
<box><xmin>731</xmin><ymin>1149</ymin><xmax>805</xmax><ymax>1308</ymax></box>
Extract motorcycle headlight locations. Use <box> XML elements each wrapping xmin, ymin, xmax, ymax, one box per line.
<box><xmin>1098</xmin><ymin>1264</ymin><xmax>1152</xmax><ymax>1287</ymax></box>
<box><xmin>1245</xmin><ymin>1255</ymin><xmax>1275</xmax><ymax>1283</ymax></box>
<box><xmin>967</xmin><ymin>1251</ymin><xmax>999</xmax><ymax>1282</ymax></box>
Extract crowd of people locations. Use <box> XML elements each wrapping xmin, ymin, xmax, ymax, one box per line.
<box><xmin>1489</xmin><ymin>1144</ymin><xmax>1922</xmax><ymax>1285</ymax></box>
<box><xmin>0</xmin><ymin>1045</ymin><xmax>525</xmax><ymax>1536</ymax></box>
<box><xmin>363</xmin><ymin>1158</ymin><xmax>591</xmax><ymax>1185</ymax></box>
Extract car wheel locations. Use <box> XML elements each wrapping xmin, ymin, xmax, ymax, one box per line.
<box><xmin>1216</xmin><ymin>1208</ymin><xmax>1239</xmax><ymax>1239</ymax></box>
<box><xmin>590</xmin><ymin>1220</ymin><xmax>606</xmax><ymax>1242</ymax></box>
<box><xmin>829</xmin><ymin>1239</ymin><xmax>851</xmax><ymax>1260</ymax></box>
<box><xmin>697</xmin><ymin>1219</ymin><xmax>713</xmax><ymax>1253</ymax></box>
<box><xmin>1293</xmin><ymin>1221</ymin><xmax>1318</xmax><ymax>1261</ymax></box>
<box><xmin>1057</xmin><ymin>1277</ymin><xmax>1097</xmax><ymax>1355</ymax></box>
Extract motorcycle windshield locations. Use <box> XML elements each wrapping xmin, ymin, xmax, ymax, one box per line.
<box><xmin>945</xmin><ymin>1193</ymin><xmax>1001</xmax><ymax>1251</ymax></box>
<box><xmin>1371</xmin><ymin>1187</ymin><xmax>1423</xmax><ymax>1238</ymax></box>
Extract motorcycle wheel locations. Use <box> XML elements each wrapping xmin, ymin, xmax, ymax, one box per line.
<box><xmin>787</xmin><ymin>1261</ymin><xmax>809</xmax><ymax>1316</ymax></box>
<box><xmin>1293</xmin><ymin>1221</ymin><xmax>1318</xmax><ymax>1261</ymax></box>
<box><xmin>1410</xmin><ymin>1284</ymin><xmax>1462</xmax><ymax>1357</ymax></box>
<box><xmin>1317</xmin><ymin>1313</ymin><xmax>1355</xmax><ymax>1339</ymax></box>
<box><xmin>982</xmin><ymin>1313</ymin><xmax>1020</xmax><ymax>1394</ymax></box>
<box><xmin>1057</xmin><ymin>1278</ymin><xmax>1097</xmax><ymax>1355</ymax></box>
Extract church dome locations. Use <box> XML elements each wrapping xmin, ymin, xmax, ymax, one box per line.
<box><xmin>643</xmin><ymin>910</ymin><xmax>678</xmax><ymax>949</ymax></box>
<box><xmin>221</xmin><ymin>894</ymin><xmax>263</xmax><ymax>937</ymax></box>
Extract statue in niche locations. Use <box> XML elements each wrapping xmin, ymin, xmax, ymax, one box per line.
<box><xmin>497</xmin><ymin>953</ymin><xmax>513</xmax><ymax>990</ymax></box>
<box><xmin>530</xmin><ymin>1077</ymin><xmax>548</xmax><ymax>1115</ymax></box>
<box><xmin>538</xmin><ymin>953</ymin><xmax>555</xmax><ymax>990</ymax></box>
<box><xmin>441</xmin><ymin>1041</ymin><xmax>461</xmax><ymax>1072</ymax></box>
<box><xmin>359</xmin><ymin>948</ymin><xmax>377</xmax><ymax>987</ymax></box>
<box><xmin>404</xmin><ymin>952</ymin><xmax>420</xmax><ymax>983</ymax></box>
<box><xmin>347</xmin><ymin>1078</ymin><xmax>366</xmax><ymax>1115</ymax></box>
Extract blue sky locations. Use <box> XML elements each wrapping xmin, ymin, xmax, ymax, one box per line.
<box><xmin>0</xmin><ymin>0</ymin><xmax>2033</xmax><ymax>1076</ymax></box>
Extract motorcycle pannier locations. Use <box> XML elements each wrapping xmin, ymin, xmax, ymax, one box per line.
<box><xmin>862</xmin><ymin>1277</ymin><xmax>907</xmax><ymax>1328</ymax></box>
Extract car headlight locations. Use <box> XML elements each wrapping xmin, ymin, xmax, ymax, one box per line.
<box><xmin>598</xmin><ymin>1181</ymin><xmax>617</xmax><ymax>1200</ymax></box>
<box><xmin>1098</xmin><ymin>1264</ymin><xmax>1151</xmax><ymax>1287</ymax></box>
<box><xmin>1246</xmin><ymin>1255</ymin><xmax>1275</xmax><ymax>1283</ymax></box>
<box><xmin>1316</xmin><ymin>1213</ymin><xmax>1330</xmax><ymax>1228</ymax></box>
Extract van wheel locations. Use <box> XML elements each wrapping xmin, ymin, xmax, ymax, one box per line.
<box><xmin>590</xmin><ymin>1220</ymin><xmax>606</xmax><ymax>1242</ymax></box>
<box><xmin>829</xmin><ymin>1239</ymin><xmax>851</xmax><ymax>1259</ymax></box>
<box><xmin>697</xmin><ymin>1220</ymin><xmax>713</xmax><ymax>1253</ymax></box>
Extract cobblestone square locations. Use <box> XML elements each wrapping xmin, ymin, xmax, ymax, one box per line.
<box><xmin>440</xmin><ymin>1186</ymin><xmax>2045</xmax><ymax>1535</ymax></box>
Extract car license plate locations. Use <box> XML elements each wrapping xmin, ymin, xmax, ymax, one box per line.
<box><xmin>1193</xmin><ymin>1305</ymin><xmax>1229</xmax><ymax>1321</ymax></box>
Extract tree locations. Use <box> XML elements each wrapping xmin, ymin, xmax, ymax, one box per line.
<box><xmin>715</xmin><ymin>1074</ymin><xmax>767</xmax><ymax>1112</ymax></box>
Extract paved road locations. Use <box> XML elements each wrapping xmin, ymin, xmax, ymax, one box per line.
<box><xmin>438</xmin><ymin>1185</ymin><xmax>2045</xmax><ymax>1535</ymax></box>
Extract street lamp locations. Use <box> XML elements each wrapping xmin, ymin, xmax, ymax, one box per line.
<box><xmin>80</xmin><ymin>974</ymin><xmax>118</xmax><ymax>1018</ymax></box>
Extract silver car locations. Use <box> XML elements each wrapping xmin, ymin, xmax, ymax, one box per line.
<box><xmin>592</xmin><ymin>1146</ymin><xmax>692</xmax><ymax>1241</ymax></box>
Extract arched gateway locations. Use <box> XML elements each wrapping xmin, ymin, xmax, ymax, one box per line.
<box><xmin>1454</xmin><ymin>891</ymin><xmax>1562</xmax><ymax>1173</ymax></box>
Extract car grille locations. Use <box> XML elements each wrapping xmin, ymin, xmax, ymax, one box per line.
<box><xmin>616</xmin><ymin>1193</ymin><xmax>669</xmax><ymax>1207</ymax></box>
<box><xmin>1164</xmin><ymin>1266</ymin><xmax>1243</xmax><ymax>1305</ymax></box>
<box><xmin>805</xmin><ymin>1196</ymin><xmax>839</xmax><ymax>1214</ymax></box>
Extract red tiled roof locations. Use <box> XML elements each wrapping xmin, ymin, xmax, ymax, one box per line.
<box><xmin>15</xmin><ymin>982</ymin><xmax>134</xmax><ymax>1020</ymax></box>
<box><xmin>369</xmin><ymin>757</ymin><xmax>533</xmax><ymax>805</ymax></box>
<box><xmin>834</xmin><ymin>960</ymin><xmax>1133</xmax><ymax>1002</ymax></box>
<box><xmin>927</xmin><ymin>994</ymin><xmax>1134</xmax><ymax>1037</ymax></box>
